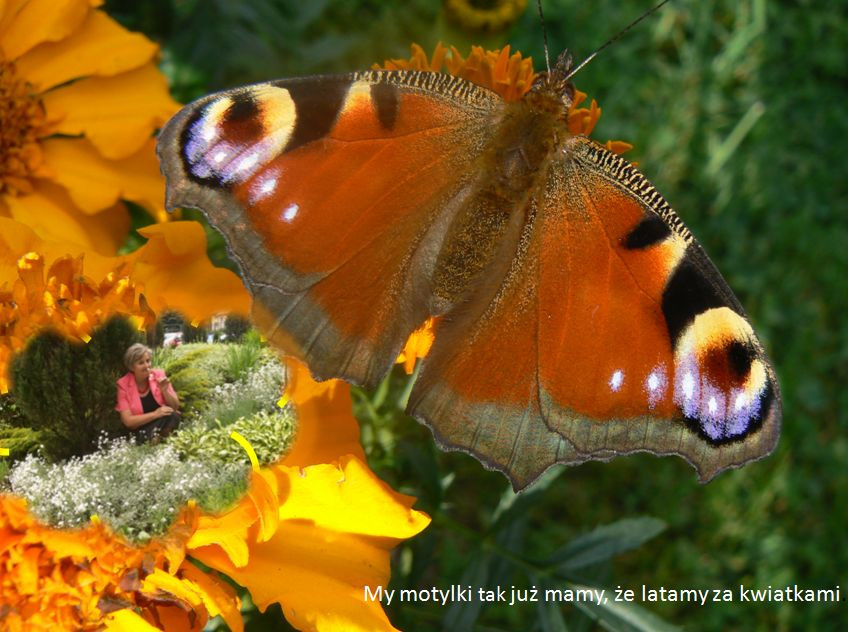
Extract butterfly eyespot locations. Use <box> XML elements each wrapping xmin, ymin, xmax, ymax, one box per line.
<box><xmin>672</xmin><ymin>307</ymin><xmax>770</xmax><ymax>442</ymax></box>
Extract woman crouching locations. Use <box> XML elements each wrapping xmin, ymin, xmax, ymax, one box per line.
<box><xmin>116</xmin><ymin>343</ymin><xmax>181</xmax><ymax>443</ymax></box>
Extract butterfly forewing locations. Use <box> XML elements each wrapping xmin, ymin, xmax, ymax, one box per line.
<box><xmin>158</xmin><ymin>71</ymin><xmax>502</xmax><ymax>386</ymax></box>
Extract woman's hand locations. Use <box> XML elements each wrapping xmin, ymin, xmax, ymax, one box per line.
<box><xmin>157</xmin><ymin>405</ymin><xmax>174</xmax><ymax>417</ymax></box>
<box><xmin>157</xmin><ymin>375</ymin><xmax>170</xmax><ymax>387</ymax></box>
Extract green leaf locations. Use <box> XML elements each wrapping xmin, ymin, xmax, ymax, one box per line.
<box><xmin>568</xmin><ymin>583</ymin><xmax>679</xmax><ymax>632</ymax></box>
<box><xmin>547</xmin><ymin>517</ymin><xmax>666</xmax><ymax>572</ymax></box>
<box><xmin>442</xmin><ymin>551</ymin><xmax>490</xmax><ymax>630</ymax></box>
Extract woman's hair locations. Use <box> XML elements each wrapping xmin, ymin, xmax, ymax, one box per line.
<box><xmin>124</xmin><ymin>343</ymin><xmax>153</xmax><ymax>370</ymax></box>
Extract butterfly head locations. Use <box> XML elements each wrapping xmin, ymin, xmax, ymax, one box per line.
<box><xmin>529</xmin><ymin>50</ymin><xmax>576</xmax><ymax>115</ymax></box>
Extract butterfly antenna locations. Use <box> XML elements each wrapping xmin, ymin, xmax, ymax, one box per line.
<box><xmin>565</xmin><ymin>0</ymin><xmax>672</xmax><ymax>81</ymax></box>
<box><xmin>537</xmin><ymin>0</ymin><xmax>552</xmax><ymax>76</ymax></box>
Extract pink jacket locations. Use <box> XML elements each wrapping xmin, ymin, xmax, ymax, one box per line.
<box><xmin>115</xmin><ymin>369</ymin><xmax>176</xmax><ymax>415</ymax></box>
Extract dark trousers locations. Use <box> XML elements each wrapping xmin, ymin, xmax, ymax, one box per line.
<box><xmin>133</xmin><ymin>412</ymin><xmax>180</xmax><ymax>444</ymax></box>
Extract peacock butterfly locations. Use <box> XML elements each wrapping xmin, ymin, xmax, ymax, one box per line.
<box><xmin>156</xmin><ymin>48</ymin><xmax>781</xmax><ymax>491</ymax></box>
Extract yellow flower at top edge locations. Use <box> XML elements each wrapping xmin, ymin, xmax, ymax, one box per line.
<box><xmin>0</xmin><ymin>358</ymin><xmax>430</xmax><ymax>632</ymax></box>
<box><xmin>0</xmin><ymin>0</ymin><xmax>180</xmax><ymax>254</ymax></box>
<box><xmin>444</xmin><ymin>0</ymin><xmax>528</xmax><ymax>31</ymax></box>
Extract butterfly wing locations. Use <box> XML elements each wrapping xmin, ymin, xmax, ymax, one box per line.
<box><xmin>158</xmin><ymin>71</ymin><xmax>502</xmax><ymax>386</ymax></box>
<box><xmin>410</xmin><ymin>137</ymin><xmax>780</xmax><ymax>489</ymax></box>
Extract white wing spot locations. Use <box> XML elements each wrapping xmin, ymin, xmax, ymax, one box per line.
<box><xmin>647</xmin><ymin>372</ymin><xmax>660</xmax><ymax>391</ymax></box>
<box><xmin>609</xmin><ymin>369</ymin><xmax>624</xmax><ymax>392</ymax></box>
<box><xmin>708</xmin><ymin>396</ymin><xmax>718</xmax><ymax>414</ymax></box>
<box><xmin>282</xmin><ymin>203</ymin><xmax>299</xmax><ymax>222</ymax></box>
<box><xmin>234</xmin><ymin>152</ymin><xmax>259</xmax><ymax>174</ymax></box>
<box><xmin>260</xmin><ymin>178</ymin><xmax>277</xmax><ymax>195</ymax></box>
<box><xmin>212</xmin><ymin>150</ymin><xmax>228</xmax><ymax>163</ymax></box>
<box><xmin>734</xmin><ymin>392</ymin><xmax>747</xmax><ymax>411</ymax></box>
<box><xmin>682</xmin><ymin>372</ymin><xmax>695</xmax><ymax>399</ymax></box>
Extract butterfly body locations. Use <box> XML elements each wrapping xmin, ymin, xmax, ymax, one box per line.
<box><xmin>158</xmin><ymin>53</ymin><xmax>780</xmax><ymax>490</ymax></box>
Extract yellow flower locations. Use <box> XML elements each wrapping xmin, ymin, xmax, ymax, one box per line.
<box><xmin>444</xmin><ymin>0</ymin><xmax>528</xmax><ymax>31</ymax></box>
<box><xmin>0</xmin><ymin>359</ymin><xmax>429</xmax><ymax>631</ymax></box>
<box><xmin>0</xmin><ymin>0</ymin><xmax>180</xmax><ymax>254</ymax></box>
<box><xmin>0</xmin><ymin>217</ymin><xmax>250</xmax><ymax>392</ymax></box>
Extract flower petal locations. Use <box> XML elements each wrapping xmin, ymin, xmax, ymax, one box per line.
<box><xmin>41</xmin><ymin>64</ymin><xmax>179</xmax><ymax>160</ymax></box>
<box><xmin>190</xmin><ymin>457</ymin><xmax>430</xmax><ymax>632</ymax></box>
<box><xmin>195</xmin><ymin>522</ymin><xmax>400</xmax><ymax>632</ymax></box>
<box><xmin>179</xmin><ymin>563</ymin><xmax>244</xmax><ymax>632</ymax></box>
<box><xmin>281</xmin><ymin>358</ymin><xmax>367</xmax><ymax>467</ymax></box>
<box><xmin>0</xmin><ymin>216</ymin><xmax>125</xmax><ymax>281</ymax></box>
<box><xmin>102</xmin><ymin>608</ymin><xmax>162</xmax><ymax>632</ymax></box>
<box><xmin>15</xmin><ymin>9</ymin><xmax>157</xmax><ymax>91</ymax></box>
<box><xmin>0</xmin><ymin>0</ymin><xmax>90</xmax><ymax>60</ymax></box>
<box><xmin>3</xmin><ymin>181</ymin><xmax>129</xmax><ymax>254</ymax></box>
<box><xmin>41</xmin><ymin>137</ymin><xmax>166</xmax><ymax>219</ymax></box>
<box><xmin>129</xmin><ymin>222</ymin><xmax>251</xmax><ymax>323</ymax></box>
<box><xmin>277</xmin><ymin>456</ymin><xmax>430</xmax><ymax>538</ymax></box>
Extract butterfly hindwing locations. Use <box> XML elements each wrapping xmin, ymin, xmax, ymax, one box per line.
<box><xmin>158</xmin><ymin>71</ymin><xmax>502</xmax><ymax>386</ymax></box>
<box><xmin>411</xmin><ymin>137</ymin><xmax>779</xmax><ymax>489</ymax></box>
<box><xmin>538</xmin><ymin>139</ymin><xmax>780</xmax><ymax>482</ymax></box>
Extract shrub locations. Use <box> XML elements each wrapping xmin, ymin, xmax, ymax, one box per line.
<box><xmin>168</xmin><ymin>366</ymin><xmax>212</xmax><ymax>418</ymax></box>
<box><xmin>10</xmin><ymin>317</ymin><xmax>140</xmax><ymax>460</ymax></box>
<box><xmin>170</xmin><ymin>409</ymin><xmax>296</xmax><ymax>467</ymax></box>
<box><xmin>0</xmin><ymin>393</ymin><xmax>28</xmax><ymax>426</ymax></box>
<box><xmin>222</xmin><ymin>336</ymin><xmax>263</xmax><ymax>383</ymax></box>
<box><xmin>0</xmin><ymin>424</ymin><xmax>43</xmax><ymax>459</ymax></box>
<box><xmin>198</xmin><ymin>360</ymin><xmax>284</xmax><ymax>428</ymax></box>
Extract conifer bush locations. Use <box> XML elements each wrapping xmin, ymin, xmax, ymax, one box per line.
<box><xmin>10</xmin><ymin>317</ymin><xmax>140</xmax><ymax>460</ymax></box>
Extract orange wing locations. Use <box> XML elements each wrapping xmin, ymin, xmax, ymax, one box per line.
<box><xmin>411</xmin><ymin>138</ymin><xmax>780</xmax><ymax>489</ymax></box>
<box><xmin>158</xmin><ymin>71</ymin><xmax>502</xmax><ymax>386</ymax></box>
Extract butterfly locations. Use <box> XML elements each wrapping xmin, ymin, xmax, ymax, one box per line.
<box><xmin>157</xmin><ymin>49</ymin><xmax>781</xmax><ymax>491</ymax></box>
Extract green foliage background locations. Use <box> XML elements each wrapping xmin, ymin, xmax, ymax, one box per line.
<box><xmin>106</xmin><ymin>0</ymin><xmax>846</xmax><ymax>629</ymax></box>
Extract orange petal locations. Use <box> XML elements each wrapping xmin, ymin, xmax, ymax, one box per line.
<box><xmin>41</xmin><ymin>63</ymin><xmax>180</xmax><ymax>160</ymax></box>
<box><xmin>4</xmin><ymin>181</ymin><xmax>129</xmax><ymax>254</ymax></box>
<box><xmin>15</xmin><ymin>9</ymin><xmax>157</xmax><ymax>91</ymax></box>
<box><xmin>129</xmin><ymin>222</ymin><xmax>251</xmax><ymax>322</ymax></box>
<box><xmin>281</xmin><ymin>358</ymin><xmax>366</xmax><ymax>467</ymax></box>
<box><xmin>0</xmin><ymin>0</ymin><xmax>90</xmax><ymax>60</ymax></box>
<box><xmin>41</xmin><ymin>137</ymin><xmax>166</xmax><ymax>218</ymax></box>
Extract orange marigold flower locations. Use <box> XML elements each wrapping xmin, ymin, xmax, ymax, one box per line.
<box><xmin>396</xmin><ymin>317</ymin><xmax>436</xmax><ymax>375</ymax></box>
<box><xmin>0</xmin><ymin>251</ymin><xmax>153</xmax><ymax>393</ymax></box>
<box><xmin>0</xmin><ymin>0</ymin><xmax>180</xmax><ymax>254</ymax></box>
<box><xmin>0</xmin><ymin>359</ymin><xmax>429</xmax><ymax>631</ymax></box>
<box><xmin>0</xmin><ymin>495</ymin><xmax>241</xmax><ymax>631</ymax></box>
<box><xmin>378</xmin><ymin>43</ymin><xmax>632</xmax><ymax>155</ymax></box>
<box><xmin>0</xmin><ymin>217</ymin><xmax>250</xmax><ymax>392</ymax></box>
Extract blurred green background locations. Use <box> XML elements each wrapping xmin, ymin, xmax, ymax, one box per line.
<box><xmin>106</xmin><ymin>0</ymin><xmax>847</xmax><ymax>629</ymax></box>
